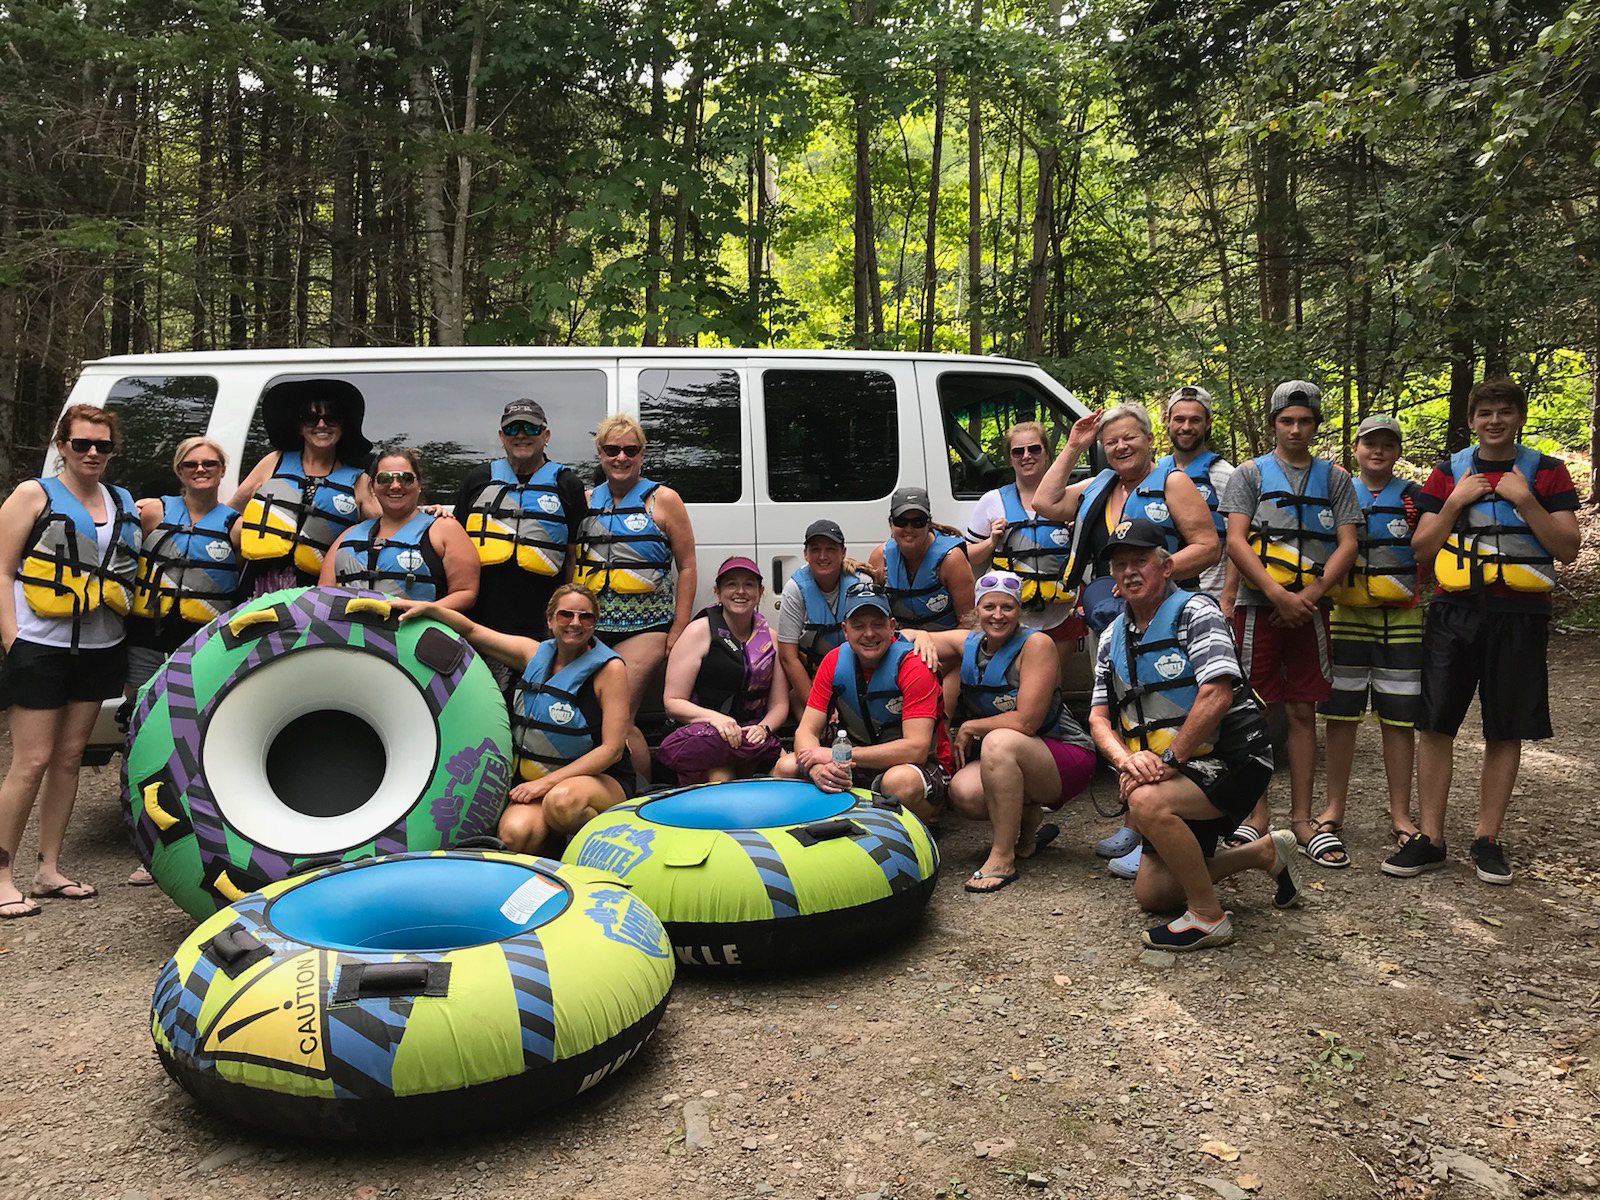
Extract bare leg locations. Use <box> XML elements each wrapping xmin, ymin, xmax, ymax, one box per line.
<box><xmin>1134</xmin><ymin>833</ymin><xmax>1280</xmax><ymax>914</ymax></box>
<box><xmin>32</xmin><ymin>700</ymin><xmax>103</xmax><ymax>893</ymax></box>
<box><xmin>612</xmin><ymin>631</ymin><xmax>668</xmax><ymax>780</ymax></box>
<box><xmin>1381</xmin><ymin>722</ymin><xmax>1417</xmax><ymax>838</ymax></box>
<box><xmin>1416</xmin><ymin>730</ymin><xmax>1454</xmax><ymax>844</ymax></box>
<box><xmin>1127</xmin><ymin>778</ymin><xmax>1230</xmax><ymax>921</ymax></box>
<box><xmin>544</xmin><ymin>775</ymin><xmax>628</xmax><ymax>837</ymax></box>
<box><xmin>1284</xmin><ymin>700</ymin><xmax>1317</xmax><ymax>830</ymax></box>
<box><xmin>0</xmin><ymin>706</ymin><xmax>66</xmax><ymax>909</ymax></box>
<box><xmin>1320</xmin><ymin>718</ymin><xmax>1359</xmax><ymax>828</ymax></box>
<box><xmin>879</xmin><ymin>763</ymin><xmax>939</xmax><ymax>827</ymax></box>
<box><xmin>498</xmin><ymin>800</ymin><xmax>554</xmax><ymax>856</ymax></box>
<box><xmin>1476</xmin><ymin>739</ymin><xmax>1521</xmax><ymax>841</ymax></box>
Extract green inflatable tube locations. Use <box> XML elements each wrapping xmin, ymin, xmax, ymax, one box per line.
<box><xmin>151</xmin><ymin>850</ymin><xmax>674</xmax><ymax>1139</ymax></box>
<box><xmin>563</xmin><ymin>779</ymin><xmax>940</xmax><ymax>968</ymax></box>
<box><xmin>124</xmin><ymin>587</ymin><xmax>512</xmax><ymax>921</ymax></box>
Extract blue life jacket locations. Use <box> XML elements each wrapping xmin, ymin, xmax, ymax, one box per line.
<box><xmin>1158</xmin><ymin>451</ymin><xmax>1226</xmax><ymax>537</ymax></box>
<box><xmin>830</xmin><ymin>637</ymin><xmax>914</xmax><ymax>745</ymax></box>
<box><xmin>20</xmin><ymin>477</ymin><xmax>140</xmax><ymax>622</ymax></box>
<box><xmin>511</xmin><ymin>639</ymin><xmax>622</xmax><ymax>781</ymax></box>
<box><xmin>1105</xmin><ymin>587</ymin><xmax>1207</xmax><ymax>756</ymax></box>
<box><xmin>1064</xmin><ymin>464</ymin><xmax>1181</xmax><ymax>586</ymax></box>
<box><xmin>990</xmin><ymin>484</ymin><xmax>1073</xmax><ymax>606</ymax></box>
<box><xmin>575</xmin><ymin>478</ymin><xmax>672</xmax><ymax>596</ymax></box>
<box><xmin>238</xmin><ymin>451</ymin><xmax>365</xmax><ymax>576</ymax></box>
<box><xmin>790</xmin><ymin>565</ymin><xmax>845</xmax><ymax>671</ymax></box>
<box><xmin>957</xmin><ymin>627</ymin><xmax>1069</xmax><ymax>740</ymax></box>
<box><xmin>883</xmin><ymin>531</ymin><xmax>965</xmax><ymax>630</ymax></box>
<box><xmin>1247</xmin><ymin>454</ymin><xmax>1337</xmax><ymax>589</ymax></box>
<box><xmin>1327</xmin><ymin>477</ymin><xmax>1417</xmax><ymax>606</ymax></box>
<box><xmin>131</xmin><ymin>496</ymin><xmax>241</xmax><ymax>627</ymax></box>
<box><xmin>332</xmin><ymin>511</ymin><xmax>443</xmax><ymax>601</ymax></box>
<box><xmin>463</xmin><ymin>458</ymin><xmax>572</xmax><ymax>576</ymax></box>
<box><xmin>1435</xmin><ymin>445</ymin><xmax>1555</xmax><ymax>593</ymax></box>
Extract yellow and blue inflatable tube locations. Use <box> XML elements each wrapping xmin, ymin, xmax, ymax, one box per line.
<box><xmin>564</xmin><ymin>779</ymin><xmax>939</xmax><ymax>969</ymax></box>
<box><xmin>151</xmin><ymin>850</ymin><xmax>674</xmax><ymax>1140</ymax></box>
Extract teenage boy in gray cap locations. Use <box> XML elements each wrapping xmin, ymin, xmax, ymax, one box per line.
<box><xmin>1157</xmin><ymin>385</ymin><xmax>1236</xmax><ymax>599</ymax></box>
<box><xmin>454</xmin><ymin>398</ymin><xmax>587</xmax><ymax>644</ymax></box>
<box><xmin>1318</xmin><ymin>414</ymin><xmax>1426</xmax><ymax>859</ymax></box>
<box><xmin>776</xmin><ymin>518</ymin><xmax>871</xmax><ymax>718</ymax></box>
<box><xmin>1220</xmin><ymin>380</ymin><xmax>1362</xmax><ymax>867</ymax></box>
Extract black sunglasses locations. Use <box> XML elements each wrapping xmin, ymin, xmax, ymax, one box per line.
<box><xmin>502</xmin><ymin>421</ymin><xmax>546</xmax><ymax>437</ymax></box>
<box><xmin>891</xmin><ymin>513</ymin><xmax>930</xmax><ymax>528</ymax></box>
<box><xmin>845</xmin><ymin>581</ymin><xmax>888</xmax><ymax>598</ymax></box>
<box><xmin>67</xmin><ymin>437</ymin><xmax>116</xmax><ymax>454</ymax></box>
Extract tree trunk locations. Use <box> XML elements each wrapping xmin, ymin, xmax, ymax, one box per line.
<box><xmin>192</xmin><ymin>79</ymin><xmax>213</xmax><ymax>351</ymax></box>
<box><xmin>849</xmin><ymin>0</ymin><xmax>882</xmax><ymax>344</ymax></box>
<box><xmin>226</xmin><ymin>70</ymin><xmax>248</xmax><ymax>349</ymax></box>
<box><xmin>1447</xmin><ymin>330</ymin><xmax>1476</xmax><ymax>452</ymax></box>
<box><xmin>919</xmin><ymin>62</ymin><xmax>946</xmax><ymax>353</ymax></box>
<box><xmin>966</xmin><ymin>0</ymin><xmax>983</xmax><ymax>354</ymax></box>
<box><xmin>329</xmin><ymin>59</ymin><xmax>357</xmax><ymax>347</ymax></box>
<box><xmin>1023</xmin><ymin>139</ymin><xmax>1059</xmax><ymax>358</ymax></box>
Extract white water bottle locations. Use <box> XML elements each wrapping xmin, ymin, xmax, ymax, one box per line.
<box><xmin>831</xmin><ymin>729</ymin><xmax>853</xmax><ymax>769</ymax></box>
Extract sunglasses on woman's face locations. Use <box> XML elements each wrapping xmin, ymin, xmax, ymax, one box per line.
<box><xmin>890</xmin><ymin>513</ymin><xmax>929</xmax><ymax>529</ymax></box>
<box><xmin>1009</xmin><ymin>443</ymin><xmax>1046</xmax><ymax>459</ymax></box>
<box><xmin>177</xmin><ymin>458</ymin><xmax>222</xmax><ymax>473</ymax></box>
<box><xmin>552</xmin><ymin>607</ymin><xmax>598</xmax><ymax>624</ymax></box>
<box><xmin>600</xmin><ymin>443</ymin><xmax>642</xmax><ymax>459</ymax></box>
<box><xmin>299</xmin><ymin>410</ymin><xmax>339</xmax><ymax>428</ymax></box>
<box><xmin>68</xmin><ymin>437</ymin><xmax>116</xmax><ymax>454</ymax></box>
<box><xmin>374</xmin><ymin>470</ymin><xmax>417</xmax><ymax>486</ymax></box>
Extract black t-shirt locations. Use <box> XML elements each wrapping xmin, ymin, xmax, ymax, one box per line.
<box><xmin>454</xmin><ymin>459</ymin><xmax>588</xmax><ymax>639</ymax></box>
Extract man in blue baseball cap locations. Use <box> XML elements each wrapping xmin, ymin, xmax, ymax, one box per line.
<box><xmin>774</xmin><ymin>581</ymin><xmax>952</xmax><ymax>826</ymax></box>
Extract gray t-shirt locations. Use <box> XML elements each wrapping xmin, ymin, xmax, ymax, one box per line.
<box><xmin>777</xmin><ymin>575</ymin><xmax>840</xmax><ymax>644</ymax></box>
<box><xmin>1220</xmin><ymin>454</ymin><xmax>1361</xmax><ymax>605</ymax></box>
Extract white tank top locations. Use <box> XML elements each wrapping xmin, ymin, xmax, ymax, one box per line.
<box><xmin>13</xmin><ymin>482</ymin><xmax>125</xmax><ymax>650</ymax></box>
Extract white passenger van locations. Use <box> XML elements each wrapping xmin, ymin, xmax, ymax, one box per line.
<box><xmin>47</xmin><ymin>348</ymin><xmax>1093</xmax><ymax>760</ymax></box>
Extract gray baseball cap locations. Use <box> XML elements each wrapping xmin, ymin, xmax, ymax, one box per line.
<box><xmin>889</xmin><ymin>486</ymin><xmax>932</xmax><ymax>518</ymax></box>
<box><xmin>1355</xmin><ymin>414</ymin><xmax>1403</xmax><ymax>444</ymax></box>
<box><xmin>1269</xmin><ymin>380</ymin><xmax>1321</xmax><ymax>418</ymax></box>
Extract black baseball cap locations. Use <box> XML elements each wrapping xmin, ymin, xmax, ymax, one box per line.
<box><xmin>804</xmin><ymin>519</ymin><xmax>845</xmax><ymax>547</ymax></box>
<box><xmin>1097</xmin><ymin>517</ymin><xmax>1168</xmax><ymax>562</ymax></box>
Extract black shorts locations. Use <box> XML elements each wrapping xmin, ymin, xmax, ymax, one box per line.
<box><xmin>598</xmin><ymin>622</ymin><xmax>673</xmax><ymax>647</ymax></box>
<box><xmin>1416</xmin><ymin>603</ymin><xmax>1551</xmax><ymax>741</ymax></box>
<box><xmin>0</xmin><ymin>639</ymin><xmax>128</xmax><ymax>710</ymax></box>
<box><xmin>1166</xmin><ymin>750</ymin><xmax>1274</xmax><ymax>856</ymax></box>
<box><xmin>851</xmin><ymin>761</ymin><xmax>950</xmax><ymax>810</ymax></box>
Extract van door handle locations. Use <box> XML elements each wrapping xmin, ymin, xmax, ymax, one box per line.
<box><xmin>771</xmin><ymin>558</ymin><xmax>785</xmax><ymax>593</ymax></box>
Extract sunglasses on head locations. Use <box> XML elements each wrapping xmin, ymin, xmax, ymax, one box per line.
<box><xmin>299</xmin><ymin>409</ymin><xmax>339</xmax><ymax>427</ymax></box>
<box><xmin>67</xmin><ymin>437</ymin><xmax>116</xmax><ymax>454</ymax></box>
<box><xmin>374</xmin><ymin>470</ymin><xmax>417</xmax><ymax>485</ymax></box>
<box><xmin>177</xmin><ymin>458</ymin><xmax>222</xmax><ymax>472</ymax></box>
<box><xmin>502</xmin><ymin>421</ymin><xmax>546</xmax><ymax>437</ymax></box>
<box><xmin>845</xmin><ymin>581</ymin><xmax>888</xmax><ymax>598</ymax></box>
<box><xmin>601</xmin><ymin>443</ymin><xmax>642</xmax><ymax>459</ymax></box>
<box><xmin>552</xmin><ymin>607</ymin><xmax>597</xmax><ymax>623</ymax></box>
<box><xmin>1009</xmin><ymin>443</ymin><xmax>1046</xmax><ymax>459</ymax></box>
<box><xmin>977</xmin><ymin>573</ymin><xmax>1023</xmax><ymax>593</ymax></box>
<box><xmin>890</xmin><ymin>512</ymin><xmax>929</xmax><ymax>529</ymax></box>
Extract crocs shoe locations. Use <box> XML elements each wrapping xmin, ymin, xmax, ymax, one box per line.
<box><xmin>1142</xmin><ymin>910</ymin><xmax>1234</xmax><ymax>951</ymax></box>
<box><xmin>1095</xmin><ymin>825</ymin><xmax>1140</xmax><ymax>859</ymax></box>
<box><xmin>1107</xmin><ymin>844</ymin><xmax>1142</xmax><ymax>879</ymax></box>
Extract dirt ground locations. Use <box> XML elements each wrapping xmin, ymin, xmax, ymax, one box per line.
<box><xmin>3</xmin><ymin>652</ymin><xmax>1598</xmax><ymax>1200</ymax></box>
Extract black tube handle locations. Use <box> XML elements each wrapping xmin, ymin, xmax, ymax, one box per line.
<box><xmin>203</xmin><ymin>923</ymin><xmax>270</xmax><ymax>977</ymax></box>
<box><xmin>787</xmin><ymin>818</ymin><xmax>864</xmax><ymax>846</ymax></box>
<box><xmin>333</xmin><ymin>960</ymin><xmax>451</xmax><ymax>1003</ymax></box>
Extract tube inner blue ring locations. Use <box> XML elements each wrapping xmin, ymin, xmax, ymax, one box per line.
<box><xmin>638</xmin><ymin>780</ymin><xmax>854</xmax><ymax>829</ymax></box>
<box><xmin>267</xmin><ymin>858</ymin><xmax>570</xmax><ymax>952</ymax></box>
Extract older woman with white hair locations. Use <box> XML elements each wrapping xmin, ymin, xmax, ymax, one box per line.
<box><xmin>1034</xmin><ymin>403</ymin><xmax>1219</xmax><ymax>871</ymax></box>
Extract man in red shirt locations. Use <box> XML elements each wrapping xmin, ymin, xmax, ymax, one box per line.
<box><xmin>774</xmin><ymin>583</ymin><xmax>952</xmax><ymax>827</ymax></box>
<box><xmin>1384</xmin><ymin>379</ymin><xmax>1580</xmax><ymax>885</ymax></box>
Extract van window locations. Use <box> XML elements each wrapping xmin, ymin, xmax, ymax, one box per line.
<box><xmin>637</xmin><ymin>369</ymin><xmax>742</xmax><ymax>504</ymax></box>
<box><xmin>103</xmin><ymin>375</ymin><xmax>221</xmax><ymax>499</ymax></box>
<box><xmin>937</xmin><ymin>372</ymin><xmax>1083</xmax><ymax>499</ymax></box>
<box><xmin>245</xmin><ymin>370</ymin><xmax>606</xmax><ymax>505</ymax></box>
<box><xmin>762</xmin><ymin>369</ymin><xmax>898</xmax><ymax>502</ymax></box>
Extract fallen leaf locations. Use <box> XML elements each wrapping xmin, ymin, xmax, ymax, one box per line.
<box><xmin>72</xmin><ymin>1062</ymin><xmax>87</xmax><ymax>1074</ymax></box>
<box><xmin>1471</xmin><ymin>1071</ymin><xmax>1489</xmax><ymax>1082</ymax></box>
<box><xmin>1551</xmin><ymin>1056</ymin><xmax>1574</xmax><ymax>1075</ymax></box>
<box><xmin>1237</xmin><ymin>1172</ymin><xmax>1263</xmax><ymax>1191</ymax></box>
<box><xmin>1010</xmin><ymin>1068</ymin><xmax>1022</xmax><ymax>1082</ymax></box>
<box><xmin>1480</xmin><ymin>915</ymin><xmax>1504</xmax><ymax>927</ymax></box>
<box><xmin>1199</xmin><ymin>1139</ymin><xmax>1240</xmax><ymax>1162</ymax></box>
<box><xmin>1378</xmin><ymin>962</ymin><xmax>1401</xmax><ymax>974</ymax></box>
<box><xmin>1306</xmin><ymin>880</ymin><xmax>1326</xmax><ymax>891</ymax></box>
<box><xmin>1052</xmin><ymin>974</ymin><xmax>1071</xmax><ymax>987</ymax></box>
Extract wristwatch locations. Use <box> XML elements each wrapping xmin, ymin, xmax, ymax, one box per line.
<box><xmin>1159</xmin><ymin>748</ymin><xmax>1181</xmax><ymax>769</ymax></box>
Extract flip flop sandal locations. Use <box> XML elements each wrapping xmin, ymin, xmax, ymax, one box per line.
<box><xmin>1299</xmin><ymin>830</ymin><xmax>1351</xmax><ymax>869</ymax></box>
<box><xmin>1018</xmin><ymin>823</ymin><xmax>1060</xmax><ymax>860</ymax></box>
<box><xmin>1268</xmin><ymin>829</ymin><xmax>1303</xmax><ymax>907</ymax></box>
<box><xmin>0</xmin><ymin>898</ymin><xmax>43</xmax><ymax>920</ymax></box>
<box><xmin>964</xmin><ymin>868</ymin><xmax>1019</xmax><ymax>894</ymax></box>
<box><xmin>1224</xmin><ymin>822</ymin><xmax>1265</xmax><ymax>849</ymax></box>
<box><xmin>30</xmin><ymin>880</ymin><xmax>99</xmax><ymax>900</ymax></box>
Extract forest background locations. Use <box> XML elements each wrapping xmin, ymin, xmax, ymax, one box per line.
<box><xmin>1</xmin><ymin>0</ymin><xmax>1597</xmax><ymax>487</ymax></box>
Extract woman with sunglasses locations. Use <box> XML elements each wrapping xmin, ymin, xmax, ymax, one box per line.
<box><xmin>909</xmin><ymin>570</ymin><xmax>1098</xmax><ymax>893</ymax></box>
<box><xmin>0</xmin><ymin>405</ymin><xmax>140</xmax><ymax>917</ymax></box>
<box><xmin>574</xmin><ymin>415</ymin><xmax>698</xmax><ymax>766</ymax></box>
<box><xmin>229</xmin><ymin>379</ymin><xmax>377</xmax><ymax>597</ymax></box>
<box><xmin>867</xmin><ymin>486</ymin><xmax>973</xmax><ymax>631</ymax></box>
<box><xmin>321</xmin><ymin>448</ymin><xmax>479</xmax><ymax>610</ymax></box>
<box><xmin>966</xmin><ymin>422</ymin><xmax>1085</xmax><ymax>678</ymax></box>
<box><xmin>125</xmin><ymin>438</ymin><xmax>243</xmax><ymax>693</ymax></box>
<box><xmin>394</xmin><ymin>583</ymin><xmax>633</xmax><ymax>855</ymax></box>
<box><xmin>658</xmin><ymin>556</ymin><xmax>787</xmax><ymax>784</ymax></box>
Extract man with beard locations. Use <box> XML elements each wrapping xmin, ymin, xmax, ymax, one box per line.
<box><xmin>1156</xmin><ymin>385</ymin><xmax>1235</xmax><ymax>602</ymax></box>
